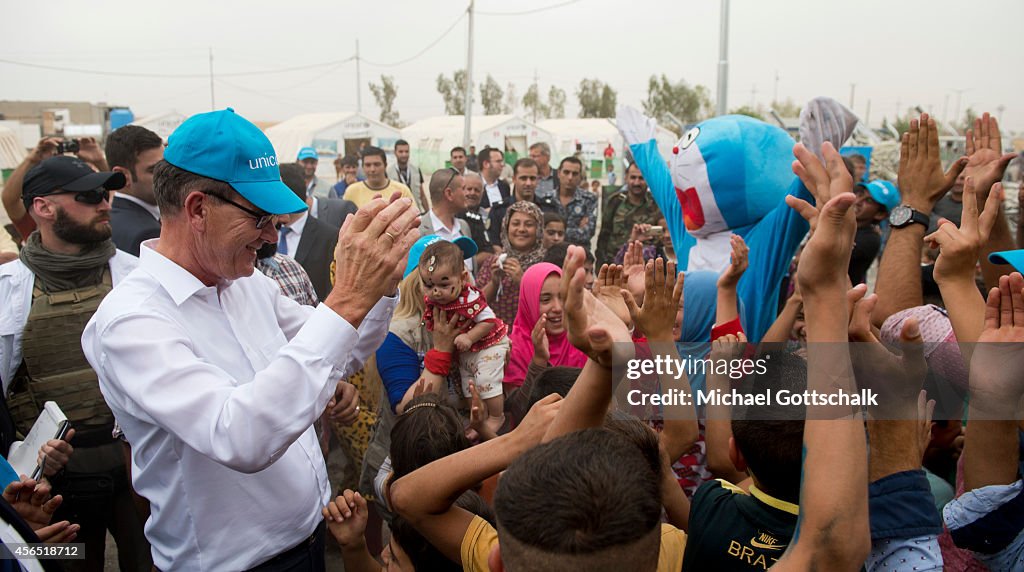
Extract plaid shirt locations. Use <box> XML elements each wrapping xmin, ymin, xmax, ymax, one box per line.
<box><xmin>552</xmin><ymin>187</ymin><xmax>598</xmax><ymax>245</ymax></box>
<box><xmin>256</xmin><ymin>254</ymin><xmax>319</xmax><ymax>307</ymax></box>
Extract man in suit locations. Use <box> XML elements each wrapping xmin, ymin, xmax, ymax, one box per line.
<box><xmin>106</xmin><ymin>125</ymin><xmax>164</xmax><ymax>255</ymax></box>
<box><xmin>386</xmin><ymin>139</ymin><xmax>428</xmax><ymax>212</ymax></box>
<box><xmin>277</xmin><ymin>163</ymin><xmax>339</xmax><ymax>301</ymax></box>
<box><xmin>477</xmin><ymin>147</ymin><xmax>511</xmax><ymax>210</ymax></box>
<box><xmin>419</xmin><ymin>168</ymin><xmax>474</xmax><ymax>273</ymax></box>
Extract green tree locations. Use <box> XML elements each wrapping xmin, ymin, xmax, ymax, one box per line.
<box><xmin>522</xmin><ymin>83</ymin><xmax>549</xmax><ymax>121</ymax></box>
<box><xmin>369</xmin><ymin>75</ymin><xmax>401</xmax><ymax>127</ymax></box>
<box><xmin>729</xmin><ymin>105</ymin><xmax>766</xmax><ymax>121</ymax></box>
<box><xmin>642</xmin><ymin>75</ymin><xmax>712</xmax><ymax>132</ymax></box>
<box><xmin>547</xmin><ymin>86</ymin><xmax>566</xmax><ymax>118</ymax></box>
<box><xmin>436</xmin><ymin>70</ymin><xmax>471</xmax><ymax>115</ymax></box>
<box><xmin>577</xmin><ymin>79</ymin><xmax>617</xmax><ymax>118</ymax></box>
<box><xmin>480</xmin><ymin>74</ymin><xmax>504</xmax><ymax>115</ymax></box>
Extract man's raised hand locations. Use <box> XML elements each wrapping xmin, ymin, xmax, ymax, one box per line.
<box><xmin>897</xmin><ymin>114</ymin><xmax>967</xmax><ymax>213</ymax></box>
<box><xmin>788</xmin><ymin>142</ymin><xmax>857</xmax><ymax>294</ymax></box>
<box><xmin>560</xmin><ymin>245</ymin><xmax>633</xmax><ymax>368</ymax></box>
<box><xmin>328</xmin><ymin>195</ymin><xmax>420</xmax><ymax>327</ymax></box>
<box><xmin>925</xmin><ymin>177</ymin><xmax>1003</xmax><ymax>284</ymax></box>
<box><xmin>965</xmin><ymin>112</ymin><xmax>1015</xmax><ymax>197</ymax></box>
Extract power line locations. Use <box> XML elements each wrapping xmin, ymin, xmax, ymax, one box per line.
<box><xmin>361</xmin><ymin>10</ymin><xmax>467</xmax><ymax>68</ymax></box>
<box><xmin>477</xmin><ymin>0</ymin><xmax>584</xmax><ymax>16</ymax></box>
<box><xmin>0</xmin><ymin>56</ymin><xmax>354</xmax><ymax>79</ymax></box>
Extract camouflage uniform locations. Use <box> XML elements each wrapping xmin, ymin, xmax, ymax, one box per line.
<box><xmin>596</xmin><ymin>189</ymin><xmax>664</xmax><ymax>266</ymax></box>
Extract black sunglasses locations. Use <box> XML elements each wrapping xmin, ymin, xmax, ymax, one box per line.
<box><xmin>443</xmin><ymin>167</ymin><xmax>459</xmax><ymax>193</ymax></box>
<box><xmin>201</xmin><ymin>191</ymin><xmax>276</xmax><ymax>229</ymax></box>
<box><xmin>47</xmin><ymin>188</ymin><xmax>112</xmax><ymax>205</ymax></box>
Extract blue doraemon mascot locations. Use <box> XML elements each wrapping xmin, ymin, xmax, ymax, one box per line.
<box><xmin>617</xmin><ymin>99</ymin><xmax>858</xmax><ymax>340</ymax></box>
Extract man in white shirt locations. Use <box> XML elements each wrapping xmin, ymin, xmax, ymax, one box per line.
<box><xmin>418</xmin><ymin>168</ymin><xmax>474</xmax><ymax>273</ymax></box>
<box><xmin>81</xmin><ymin>108</ymin><xmax>420</xmax><ymax>571</ymax></box>
<box><xmin>477</xmin><ymin>147</ymin><xmax>510</xmax><ymax>210</ymax></box>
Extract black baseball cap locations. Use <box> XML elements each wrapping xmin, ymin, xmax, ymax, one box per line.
<box><xmin>22</xmin><ymin>156</ymin><xmax>126</xmax><ymax>203</ymax></box>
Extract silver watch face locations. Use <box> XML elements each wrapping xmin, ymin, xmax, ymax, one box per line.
<box><xmin>890</xmin><ymin>206</ymin><xmax>911</xmax><ymax>226</ymax></box>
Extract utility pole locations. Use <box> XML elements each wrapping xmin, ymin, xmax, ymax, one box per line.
<box><xmin>355</xmin><ymin>39</ymin><xmax>363</xmax><ymax>113</ymax></box>
<box><xmin>865</xmin><ymin>99</ymin><xmax>871</xmax><ymax>128</ymax></box>
<box><xmin>848</xmin><ymin>83</ymin><xmax>856</xmax><ymax>110</ymax></box>
<box><xmin>208</xmin><ymin>47</ymin><xmax>215</xmax><ymax>111</ymax></box>
<box><xmin>463</xmin><ymin>0</ymin><xmax>475</xmax><ymax>148</ymax></box>
<box><xmin>953</xmin><ymin>89</ymin><xmax>968</xmax><ymax>127</ymax></box>
<box><xmin>715</xmin><ymin>0</ymin><xmax>730</xmax><ymax>116</ymax></box>
<box><xmin>943</xmin><ymin>93</ymin><xmax>950</xmax><ymax>122</ymax></box>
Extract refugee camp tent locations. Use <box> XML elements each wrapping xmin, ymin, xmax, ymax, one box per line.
<box><xmin>401</xmin><ymin>115</ymin><xmax>554</xmax><ymax>172</ymax></box>
<box><xmin>265</xmin><ymin>112</ymin><xmax>402</xmax><ymax>182</ymax></box>
<box><xmin>130</xmin><ymin>110</ymin><xmax>187</xmax><ymax>142</ymax></box>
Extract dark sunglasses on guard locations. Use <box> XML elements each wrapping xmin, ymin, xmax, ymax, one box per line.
<box><xmin>46</xmin><ymin>188</ymin><xmax>113</xmax><ymax>205</ymax></box>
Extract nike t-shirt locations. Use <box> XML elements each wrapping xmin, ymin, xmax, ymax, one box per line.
<box><xmin>682</xmin><ymin>479</ymin><xmax>798</xmax><ymax>571</ymax></box>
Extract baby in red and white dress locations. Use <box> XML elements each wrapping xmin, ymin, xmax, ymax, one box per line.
<box><xmin>419</xmin><ymin>241</ymin><xmax>510</xmax><ymax>434</ymax></box>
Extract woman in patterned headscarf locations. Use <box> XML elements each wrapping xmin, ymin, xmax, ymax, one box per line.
<box><xmin>476</xmin><ymin>201</ymin><xmax>546</xmax><ymax>325</ymax></box>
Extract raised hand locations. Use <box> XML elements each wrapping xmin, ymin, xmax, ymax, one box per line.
<box><xmin>28</xmin><ymin>138</ymin><xmax>60</xmax><ymax>164</ymax></box>
<box><xmin>970</xmin><ymin>273</ymin><xmax>1024</xmax><ymax>413</ymax></box>
<box><xmin>896</xmin><ymin>113</ymin><xmax>968</xmax><ymax>214</ymax></box>
<box><xmin>710</xmin><ymin>332</ymin><xmax>747</xmax><ymax>362</ymax></box>
<box><xmin>74</xmin><ymin>137</ymin><xmax>108</xmax><ymax>169</ymax></box>
<box><xmin>531</xmin><ymin>313</ymin><xmax>551</xmax><ymax>366</ymax></box>
<box><xmin>592</xmin><ymin>264</ymin><xmax>632</xmax><ymax>328</ymax></box>
<box><xmin>716</xmin><ymin>234</ymin><xmax>749</xmax><ymax>289</ymax></box>
<box><xmin>323</xmin><ymin>489</ymin><xmax>369</xmax><ymax>549</ymax></box>
<box><xmin>789</xmin><ymin>142</ymin><xmax>857</xmax><ymax>294</ymax></box>
<box><xmin>329</xmin><ymin>196</ymin><xmax>421</xmax><ymax>327</ymax></box>
<box><xmin>621</xmin><ymin>258</ymin><xmax>684</xmax><ymax>342</ymax></box>
<box><xmin>560</xmin><ymin>245</ymin><xmax>634</xmax><ymax>367</ymax></box>
<box><xmin>925</xmin><ymin>178</ymin><xmax>1003</xmax><ymax>284</ymax></box>
<box><xmin>964</xmin><ymin>112</ymin><xmax>1016</xmax><ymax>197</ymax></box>
<box><xmin>513</xmin><ymin>393</ymin><xmax>563</xmax><ymax>447</ymax></box>
<box><xmin>621</xmin><ymin>240</ymin><xmax>647</xmax><ymax>302</ymax></box>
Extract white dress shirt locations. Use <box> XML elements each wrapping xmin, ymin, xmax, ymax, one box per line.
<box><xmin>484</xmin><ymin>179</ymin><xmax>503</xmax><ymax>207</ymax></box>
<box><xmin>281</xmin><ymin>212</ymin><xmax>307</xmax><ymax>256</ymax></box>
<box><xmin>81</xmin><ymin>240</ymin><xmax>396</xmax><ymax>571</ymax></box>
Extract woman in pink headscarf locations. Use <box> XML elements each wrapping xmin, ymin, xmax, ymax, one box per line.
<box><xmin>504</xmin><ymin>263</ymin><xmax>588</xmax><ymax>391</ymax></box>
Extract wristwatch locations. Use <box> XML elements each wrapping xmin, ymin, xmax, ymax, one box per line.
<box><xmin>888</xmin><ymin>205</ymin><xmax>929</xmax><ymax>229</ymax></box>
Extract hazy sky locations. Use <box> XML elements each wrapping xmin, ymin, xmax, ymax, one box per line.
<box><xmin>4</xmin><ymin>0</ymin><xmax>1022</xmax><ymax>132</ymax></box>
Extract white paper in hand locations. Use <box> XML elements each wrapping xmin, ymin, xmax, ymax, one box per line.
<box><xmin>7</xmin><ymin>402</ymin><xmax>68</xmax><ymax>479</ymax></box>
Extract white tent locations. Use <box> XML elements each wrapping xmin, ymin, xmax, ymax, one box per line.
<box><xmin>0</xmin><ymin>125</ymin><xmax>26</xmax><ymax>172</ymax></box>
<box><xmin>264</xmin><ymin>112</ymin><xmax>402</xmax><ymax>182</ymax></box>
<box><xmin>131</xmin><ymin>110</ymin><xmax>187</xmax><ymax>142</ymax></box>
<box><xmin>401</xmin><ymin>115</ymin><xmax>553</xmax><ymax>172</ymax></box>
<box><xmin>539</xmin><ymin>118</ymin><xmax>679</xmax><ymax>183</ymax></box>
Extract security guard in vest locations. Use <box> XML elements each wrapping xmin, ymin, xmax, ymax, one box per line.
<box><xmin>0</xmin><ymin>156</ymin><xmax>151</xmax><ymax>570</ymax></box>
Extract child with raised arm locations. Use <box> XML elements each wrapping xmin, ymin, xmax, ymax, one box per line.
<box><xmin>419</xmin><ymin>241</ymin><xmax>510</xmax><ymax>434</ymax></box>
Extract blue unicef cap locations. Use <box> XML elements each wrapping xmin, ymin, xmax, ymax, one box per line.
<box><xmin>164</xmin><ymin>108</ymin><xmax>307</xmax><ymax>215</ymax></box>
<box><xmin>862</xmin><ymin>180</ymin><xmax>900</xmax><ymax>212</ymax></box>
<box><xmin>989</xmin><ymin>250</ymin><xmax>1024</xmax><ymax>273</ymax></box>
<box><xmin>297</xmin><ymin>147</ymin><xmax>318</xmax><ymax>161</ymax></box>
<box><xmin>403</xmin><ymin>234</ymin><xmax>478</xmax><ymax>279</ymax></box>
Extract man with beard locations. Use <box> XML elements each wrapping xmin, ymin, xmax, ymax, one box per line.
<box><xmin>0</xmin><ymin>155</ymin><xmax>152</xmax><ymax>571</ymax></box>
